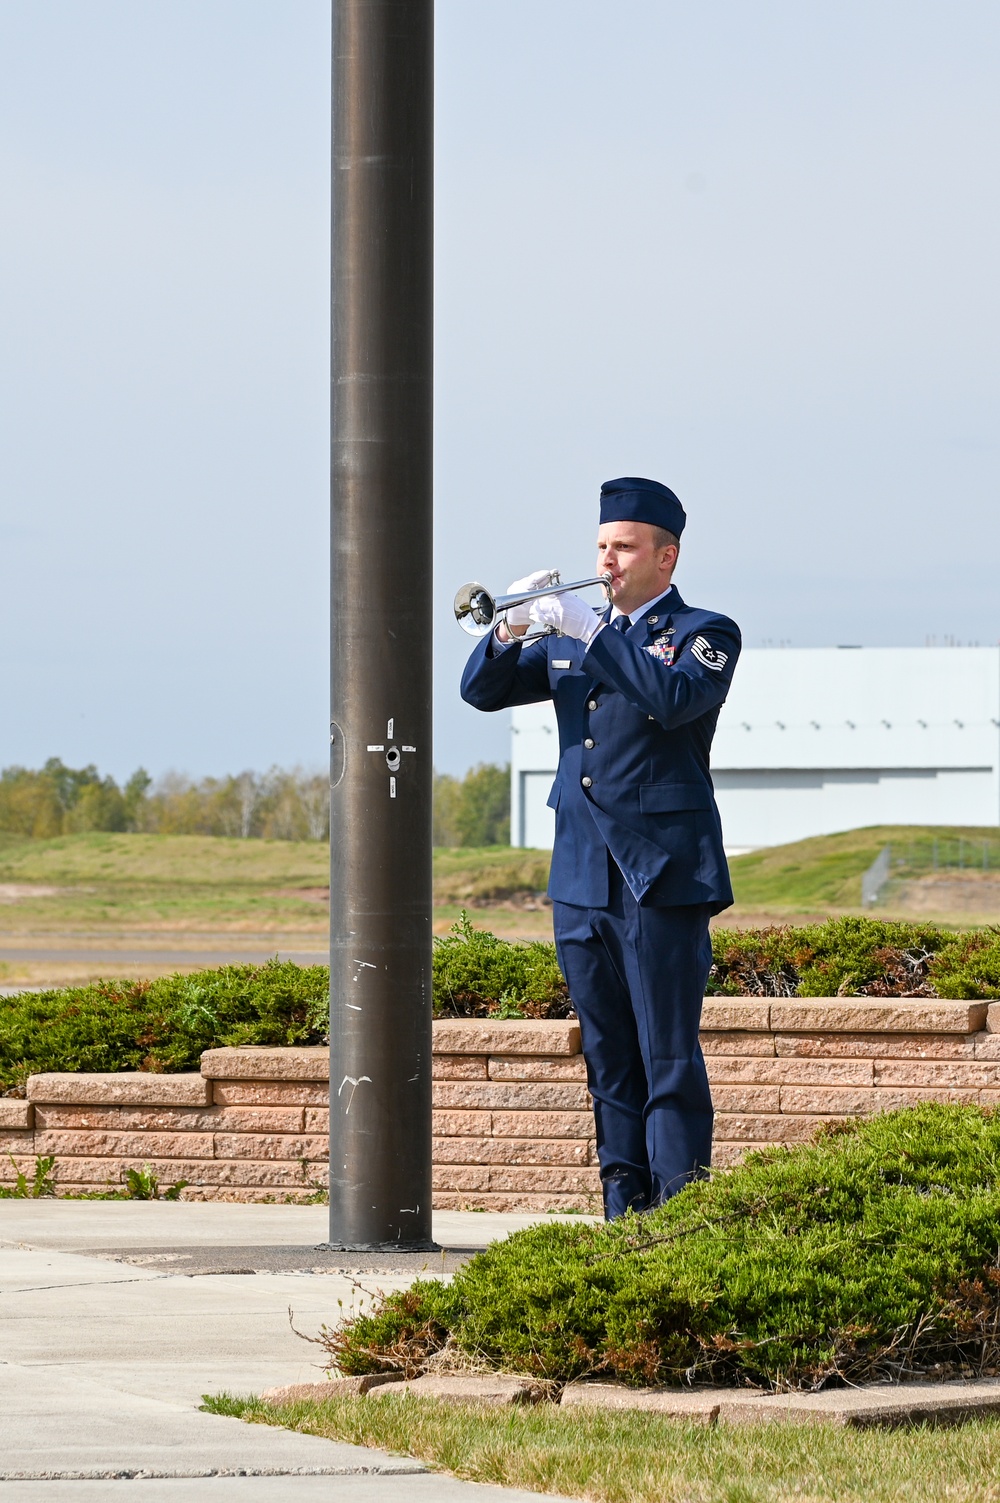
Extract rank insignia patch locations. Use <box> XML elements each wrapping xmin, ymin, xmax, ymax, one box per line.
<box><xmin>645</xmin><ymin>638</ymin><xmax>676</xmax><ymax>666</ymax></box>
<box><xmin>691</xmin><ymin>636</ymin><xmax>728</xmax><ymax>672</ymax></box>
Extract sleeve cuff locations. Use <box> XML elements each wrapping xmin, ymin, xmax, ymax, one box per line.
<box><xmin>487</xmin><ymin>628</ymin><xmax>519</xmax><ymax>657</ymax></box>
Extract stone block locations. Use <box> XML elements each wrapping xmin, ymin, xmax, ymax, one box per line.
<box><xmin>874</xmin><ymin>1060</ymin><xmax>1000</xmax><ymax>1088</ymax></box>
<box><xmin>368</xmin><ymin>1373</ymin><xmax>547</xmax><ymax>1406</ymax></box>
<box><xmin>304</xmin><ymin>1108</ymin><xmax>330</xmax><ymax>1133</ymax></box>
<box><xmin>0</xmin><ymin>1137</ymin><xmax>35</xmax><ymax>1161</ymax></box>
<box><xmin>433</xmin><ymin>1055</ymin><xmax>489</xmax><ymax>1080</ymax></box>
<box><xmin>701</xmin><ymin>1030</ymin><xmax>775</xmax><ymax>1057</ymax></box>
<box><xmin>701</xmin><ymin>1000</ymin><xmax>770</xmax><ymax>1032</ymax></box>
<box><xmin>714</xmin><ymin>1113</ymin><xmax>836</xmax><ymax>1143</ymax></box>
<box><xmin>488</xmin><ymin>1057</ymin><xmax>589</xmax><ymax>1082</ymax></box>
<box><xmin>560</xmin><ymin>1381</ymin><xmax>719</xmax><ymax>1422</ymax></box>
<box><xmin>33</xmin><ymin>1129</ymin><xmax>214</xmax><ymax>1160</ymax></box>
<box><xmin>487</xmin><ymin>1166</ymin><xmax>601</xmax><ymax>1194</ymax></box>
<box><xmin>491</xmin><ymin>1110</ymin><xmax>594</xmax><ymax>1139</ymax></box>
<box><xmin>775</xmin><ymin>1032</ymin><xmax>976</xmax><ymax>1059</ymax></box>
<box><xmin>262</xmin><ymin>1375</ymin><xmax>404</xmax><ymax>1404</ymax></box>
<box><xmin>711</xmin><ymin>1085</ymin><xmax>781</xmax><ymax>1114</ymax></box>
<box><xmin>212</xmin><ymin>1133</ymin><xmax>328</xmax><ymax>1161</ymax></box>
<box><xmin>38</xmin><ymin>1156</ymin><xmax>327</xmax><ymax>1189</ymax></box>
<box><xmin>26</xmin><ymin>1073</ymin><xmax>210</xmax><ymax>1106</ymax></box>
<box><xmin>558</xmin><ymin>1378</ymin><xmax>1000</xmax><ymax>1430</ymax></box>
<box><xmin>211</xmin><ymin>1081</ymin><xmax>330</xmax><ymax>1106</ymax></box>
<box><xmin>200</xmin><ymin>1047</ymin><xmax>329</xmax><ymax>1081</ymax></box>
<box><xmin>777</xmin><ymin>1084</ymin><xmax>876</xmax><ymax>1115</ymax></box>
<box><xmin>181</xmin><ymin>1187</ymin><xmax>316</xmax><ymax>1203</ymax></box>
<box><xmin>974</xmin><ymin>1035</ymin><xmax>1000</xmax><ymax>1060</ymax></box>
<box><xmin>431</xmin><ymin>1109</ymin><xmax>493</xmax><ymax>1138</ymax></box>
<box><xmin>34</xmin><ymin>1104</ymin><xmax>309</xmax><ymax>1135</ymax></box>
<box><xmin>207</xmin><ymin>1159</ymin><xmax>328</xmax><ymax>1188</ymax></box>
<box><xmin>431</xmin><ymin>1191</ymin><xmax>593</xmax><ymax>1211</ymax></box>
<box><xmin>210</xmin><ymin>1107</ymin><xmax>307</xmax><ymax>1134</ymax></box>
<box><xmin>988</xmin><ymin>1003</ymin><xmax>1000</xmax><ymax>1034</ymax></box>
<box><xmin>32</xmin><ymin>1105</ymin><xmax>214</xmax><ymax>1132</ymax></box>
<box><xmin>432</xmin><ymin>1136</ymin><xmax>591</xmax><ymax>1167</ymax></box>
<box><xmin>432</xmin><ymin>1020</ymin><xmax>581</xmax><ymax>1057</ymax></box>
<box><xmin>433</xmin><ymin>1081</ymin><xmax>590</xmax><ymax>1112</ymax></box>
<box><xmin>40</xmin><ymin>1156</ymin><xmax>215</xmax><ymax>1186</ymax></box>
<box><xmin>780</xmin><ymin>1084</ymin><xmax>980</xmax><ymax>1115</ymax></box>
<box><xmin>432</xmin><ymin>1165</ymin><xmax>492</xmax><ymax>1192</ymax></box>
<box><xmin>717</xmin><ymin>1378</ymin><xmax>1000</xmax><ymax>1428</ymax></box>
<box><xmin>770</xmin><ymin>999</ymin><xmax>988</xmax><ymax>1034</ymax></box>
<box><xmin>711</xmin><ymin>1141</ymin><xmax>766</xmax><ymax>1167</ymax></box>
<box><xmin>706</xmin><ymin>1057</ymin><xmax>873</xmax><ymax>1086</ymax></box>
<box><xmin>0</xmin><ymin>1100</ymin><xmax>33</xmax><ymax>1130</ymax></box>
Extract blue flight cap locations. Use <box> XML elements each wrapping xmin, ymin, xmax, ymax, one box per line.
<box><xmin>599</xmin><ymin>477</ymin><xmax>686</xmax><ymax>537</ymax></box>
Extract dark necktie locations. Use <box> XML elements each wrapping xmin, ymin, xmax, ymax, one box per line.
<box><xmin>612</xmin><ymin>614</ymin><xmax>631</xmax><ymax>633</ymax></box>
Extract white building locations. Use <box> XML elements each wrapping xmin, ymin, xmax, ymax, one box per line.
<box><xmin>510</xmin><ymin>647</ymin><xmax>1000</xmax><ymax>850</ymax></box>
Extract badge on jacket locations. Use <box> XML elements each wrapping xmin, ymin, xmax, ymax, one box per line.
<box><xmin>645</xmin><ymin>635</ymin><xmax>676</xmax><ymax>667</ymax></box>
<box><xmin>691</xmin><ymin>635</ymin><xmax>728</xmax><ymax>672</ymax></box>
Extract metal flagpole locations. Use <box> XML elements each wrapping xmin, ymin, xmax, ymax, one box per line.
<box><xmin>328</xmin><ymin>0</ymin><xmax>435</xmax><ymax>1250</ymax></box>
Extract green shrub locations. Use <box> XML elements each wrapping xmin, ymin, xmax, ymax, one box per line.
<box><xmin>709</xmin><ymin>917</ymin><xmax>953</xmax><ymax>997</ymax></box>
<box><xmin>707</xmin><ymin>917</ymin><xmax>1000</xmax><ymax>1000</ymax></box>
<box><xmin>328</xmin><ymin>1103</ymin><xmax>1000</xmax><ymax>1391</ymax></box>
<box><xmin>0</xmin><ymin>920</ymin><xmax>569</xmax><ymax>1089</ymax></box>
<box><xmin>3</xmin><ymin>920</ymin><xmax>1000</xmax><ymax>1090</ymax></box>
<box><xmin>431</xmin><ymin>912</ymin><xmax>569</xmax><ymax>1018</ymax></box>
<box><xmin>0</xmin><ymin>960</ymin><xmax>329</xmax><ymax>1092</ymax></box>
<box><xmin>932</xmin><ymin>929</ymin><xmax>1000</xmax><ymax>999</ymax></box>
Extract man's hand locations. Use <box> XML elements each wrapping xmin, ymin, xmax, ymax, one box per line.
<box><xmin>528</xmin><ymin>591</ymin><xmax>603</xmax><ymax>646</ymax></box>
<box><xmin>499</xmin><ymin>568</ymin><xmax>557</xmax><ymax>640</ymax></box>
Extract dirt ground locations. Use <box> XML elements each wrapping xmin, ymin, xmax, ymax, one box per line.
<box><xmin>882</xmin><ymin>870</ymin><xmax>1000</xmax><ymax>921</ymax></box>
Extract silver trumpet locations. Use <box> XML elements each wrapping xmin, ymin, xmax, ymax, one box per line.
<box><xmin>454</xmin><ymin>570</ymin><xmax>614</xmax><ymax>641</ymax></box>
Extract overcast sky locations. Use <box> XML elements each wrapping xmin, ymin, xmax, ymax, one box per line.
<box><xmin>1</xmin><ymin>1</ymin><xmax>997</xmax><ymax>782</ymax></box>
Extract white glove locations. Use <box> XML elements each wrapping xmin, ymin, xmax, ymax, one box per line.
<box><xmin>504</xmin><ymin>569</ymin><xmax>558</xmax><ymax>631</ymax></box>
<box><xmin>528</xmin><ymin>591</ymin><xmax>603</xmax><ymax>646</ymax></box>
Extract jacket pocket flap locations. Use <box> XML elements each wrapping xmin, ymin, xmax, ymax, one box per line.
<box><xmin>545</xmin><ymin>780</ymin><xmax>562</xmax><ymax>811</ymax></box>
<box><xmin>639</xmin><ymin>783</ymin><xmax>711</xmax><ymax>813</ymax></box>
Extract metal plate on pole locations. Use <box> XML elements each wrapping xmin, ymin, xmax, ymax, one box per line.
<box><xmin>328</xmin><ymin>0</ymin><xmax>435</xmax><ymax>1250</ymax></box>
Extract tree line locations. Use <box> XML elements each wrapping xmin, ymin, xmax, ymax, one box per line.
<box><xmin>0</xmin><ymin>757</ymin><xmax>511</xmax><ymax>847</ymax></box>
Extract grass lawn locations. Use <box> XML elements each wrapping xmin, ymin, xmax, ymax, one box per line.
<box><xmin>204</xmin><ymin>1391</ymin><xmax>1000</xmax><ymax>1503</ymax></box>
<box><xmin>1</xmin><ymin>826</ymin><xmax>997</xmax><ymax>956</ymax></box>
<box><xmin>0</xmin><ymin>831</ymin><xmax>331</xmax><ymax>932</ymax></box>
<box><xmin>0</xmin><ymin>832</ymin><xmax>553</xmax><ymax>936</ymax></box>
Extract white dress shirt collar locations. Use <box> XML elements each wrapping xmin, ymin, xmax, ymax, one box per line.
<box><xmin>610</xmin><ymin>582</ymin><xmax>676</xmax><ymax>624</ymax></box>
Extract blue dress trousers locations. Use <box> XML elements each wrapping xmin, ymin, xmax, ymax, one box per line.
<box><xmin>461</xmin><ymin>586</ymin><xmax>742</xmax><ymax>1217</ymax></box>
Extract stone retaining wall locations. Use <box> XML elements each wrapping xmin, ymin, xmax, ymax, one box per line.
<box><xmin>3</xmin><ymin>998</ymin><xmax>998</xmax><ymax>1207</ymax></box>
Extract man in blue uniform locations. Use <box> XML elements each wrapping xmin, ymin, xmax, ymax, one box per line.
<box><xmin>461</xmin><ymin>477</ymin><xmax>740</xmax><ymax>1218</ymax></box>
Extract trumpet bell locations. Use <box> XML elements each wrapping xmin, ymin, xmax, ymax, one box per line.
<box><xmin>453</xmin><ymin>581</ymin><xmax>497</xmax><ymax>636</ymax></box>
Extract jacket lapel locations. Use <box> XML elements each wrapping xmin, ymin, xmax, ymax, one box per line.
<box><xmin>632</xmin><ymin>585</ymin><xmax>683</xmax><ymax>644</ymax></box>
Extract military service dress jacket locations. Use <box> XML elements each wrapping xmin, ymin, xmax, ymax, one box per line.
<box><xmin>460</xmin><ymin>585</ymin><xmax>741</xmax><ymax>911</ymax></box>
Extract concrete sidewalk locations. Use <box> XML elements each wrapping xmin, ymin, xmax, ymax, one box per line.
<box><xmin>0</xmin><ymin>1204</ymin><xmax>581</xmax><ymax>1501</ymax></box>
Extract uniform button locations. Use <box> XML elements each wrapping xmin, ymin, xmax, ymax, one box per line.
<box><xmin>584</xmin><ymin>738</ymin><xmax>595</xmax><ymax>749</ymax></box>
<box><xmin>587</xmin><ymin>699</ymin><xmax>597</xmax><ymax>711</ymax></box>
<box><xmin>581</xmin><ymin>776</ymin><xmax>593</xmax><ymax>788</ymax></box>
